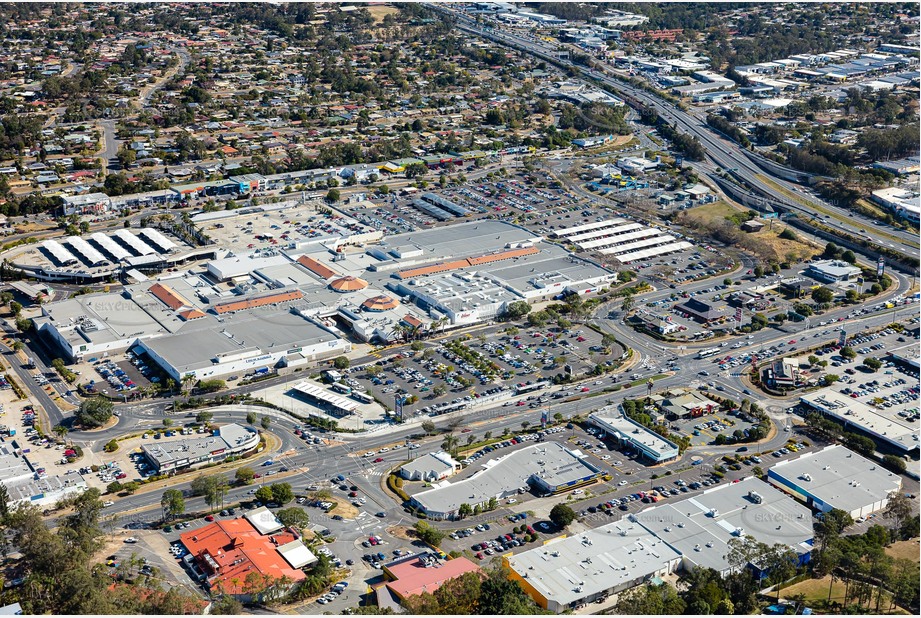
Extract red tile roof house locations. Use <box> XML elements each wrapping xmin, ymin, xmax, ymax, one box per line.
<box><xmin>179</xmin><ymin>512</ymin><xmax>314</xmax><ymax>602</ymax></box>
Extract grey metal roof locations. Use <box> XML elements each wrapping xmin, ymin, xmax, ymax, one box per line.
<box><xmin>632</xmin><ymin>477</ymin><xmax>813</xmax><ymax>573</ymax></box>
<box><xmin>411</xmin><ymin>442</ymin><xmax>597</xmax><ymax>516</ymax></box>
<box><xmin>768</xmin><ymin>445</ymin><xmax>902</xmax><ymax>514</ymax></box>
<box><xmin>506</xmin><ymin>519</ymin><xmax>681</xmax><ymax>608</ymax></box>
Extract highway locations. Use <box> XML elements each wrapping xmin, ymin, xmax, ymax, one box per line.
<box><xmin>433</xmin><ymin>5</ymin><xmax>919</xmax><ymax>263</ymax></box>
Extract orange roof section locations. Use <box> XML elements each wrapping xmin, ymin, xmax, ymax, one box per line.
<box><xmin>329</xmin><ymin>275</ymin><xmax>369</xmax><ymax>292</ymax></box>
<box><xmin>149</xmin><ymin>282</ymin><xmax>191</xmax><ymax>310</ymax></box>
<box><xmin>213</xmin><ymin>289</ymin><xmax>303</xmax><ymax>314</ymax></box>
<box><xmin>402</xmin><ymin>314</ymin><xmax>423</xmax><ymax>328</ymax></box>
<box><xmin>396</xmin><ymin>247</ymin><xmax>540</xmax><ymax>279</ymax></box>
<box><xmin>361</xmin><ymin>294</ymin><xmax>399</xmax><ymax>311</ymax></box>
<box><xmin>296</xmin><ymin>255</ymin><xmax>338</xmax><ymax>280</ymax></box>
<box><xmin>179</xmin><ymin>518</ymin><xmax>305</xmax><ymax>596</ymax></box>
<box><xmin>385</xmin><ymin>556</ymin><xmax>482</xmax><ymax>599</ymax></box>
<box><xmin>178</xmin><ymin>308</ymin><xmax>206</xmax><ymax>321</ymax></box>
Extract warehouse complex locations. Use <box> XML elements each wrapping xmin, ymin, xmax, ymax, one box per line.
<box><xmin>505</xmin><ymin>519</ymin><xmax>681</xmax><ymax>613</ymax></box>
<box><xmin>799</xmin><ymin>389</ymin><xmax>919</xmax><ymax>454</ymax></box>
<box><xmin>767</xmin><ymin>445</ymin><xmax>903</xmax><ymax>519</ymax></box>
<box><xmin>409</xmin><ymin>442</ymin><xmax>603</xmax><ymax>520</ymax></box>
<box><xmin>631</xmin><ymin>478</ymin><xmax>814</xmax><ymax>576</ymax></box>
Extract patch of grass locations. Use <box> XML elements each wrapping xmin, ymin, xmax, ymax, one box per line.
<box><xmin>885</xmin><ymin>539</ymin><xmax>920</xmax><ymax>563</ymax></box>
<box><xmin>757</xmin><ymin>174</ymin><xmax>919</xmax><ymax>250</ymax></box>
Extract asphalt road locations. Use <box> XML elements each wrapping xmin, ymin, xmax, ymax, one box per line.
<box><xmin>438</xmin><ymin>7</ymin><xmax>919</xmax><ymax>261</ymax></box>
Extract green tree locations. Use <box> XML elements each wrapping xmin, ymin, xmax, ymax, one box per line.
<box><xmin>276</xmin><ymin>507</ymin><xmax>309</xmax><ymax>529</ymax></box>
<box><xmin>246</xmin><ymin>410</ymin><xmax>257</xmax><ymax>425</ymax></box>
<box><xmin>884</xmin><ymin>491</ymin><xmax>912</xmax><ymax>534</ymax></box>
<box><xmin>882</xmin><ymin>454</ymin><xmax>906</xmax><ymax>474</ymax></box>
<box><xmin>333</xmin><ymin>356</ymin><xmax>350</xmax><ymax>369</ymax></box>
<box><xmin>421</xmin><ymin>419</ymin><xmax>436</xmax><ymax>435</ymax></box>
<box><xmin>840</xmin><ymin>346</ymin><xmax>856</xmax><ymax>359</ymax></box>
<box><xmin>458</xmin><ymin>503</ymin><xmax>473</xmax><ymax>519</ymax></box>
<box><xmin>76</xmin><ymin>397</ymin><xmax>114</xmax><ymax>428</ymax></box>
<box><xmin>325</xmin><ymin>188</ymin><xmax>340</xmax><ymax>202</ymax></box>
<box><xmin>549</xmin><ymin>503</ymin><xmax>576</xmax><ymax>528</ymax></box>
<box><xmin>107</xmin><ymin>481</ymin><xmax>123</xmax><ymax>494</ymax></box>
<box><xmin>269</xmin><ymin>482</ymin><xmax>294</xmax><ymax>505</ymax></box>
<box><xmin>863</xmin><ymin>357</ymin><xmax>882</xmax><ymax>371</ymax></box>
<box><xmin>103</xmin><ymin>439</ymin><xmax>119</xmax><ymax>452</ymax></box>
<box><xmin>502</xmin><ymin>300</ymin><xmax>531</xmax><ymax>320</ymax></box>
<box><xmin>235</xmin><ymin>467</ymin><xmax>256</xmax><ymax>485</ymax></box>
<box><xmin>190</xmin><ymin>475</ymin><xmax>229</xmax><ymax>509</ymax></box>
<box><xmin>254</xmin><ymin>485</ymin><xmax>275</xmax><ymax>504</ymax></box>
<box><xmin>414</xmin><ymin>521</ymin><xmax>446</xmax><ymax>547</ymax></box>
<box><xmin>196</xmin><ymin>410</ymin><xmax>214</xmax><ymax>424</ymax></box>
<box><xmin>160</xmin><ymin>489</ymin><xmax>185</xmax><ymax>521</ymax></box>
<box><xmin>260</xmin><ymin>415</ymin><xmax>271</xmax><ymax>430</ymax></box>
<box><xmin>811</xmin><ymin>286</ymin><xmax>835</xmax><ymax>304</ymax></box>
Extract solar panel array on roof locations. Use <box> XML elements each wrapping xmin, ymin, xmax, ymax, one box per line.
<box><xmin>139</xmin><ymin>228</ymin><xmax>178</xmax><ymax>253</ymax></box>
<box><xmin>42</xmin><ymin>239</ymin><xmax>79</xmax><ymax>266</ymax></box>
<box><xmin>412</xmin><ymin>199</ymin><xmax>452</xmax><ymax>221</ymax></box>
<box><xmin>89</xmin><ymin>232</ymin><xmax>131</xmax><ymax>261</ymax></box>
<box><xmin>113</xmin><ymin>229</ymin><xmax>157</xmax><ymax>255</ymax></box>
<box><xmin>65</xmin><ymin>236</ymin><xmax>108</xmax><ymax>266</ymax></box>
<box><xmin>421</xmin><ymin>193</ymin><xmax>469</xmax><ymax>217</ymax></box>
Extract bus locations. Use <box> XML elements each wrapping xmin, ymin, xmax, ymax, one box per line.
<box><xmin>515</xmin><ymin>380</ymin><xmax>550</xmax><ymax>396</ymax></box>
<box><xmin>331</xmin><ymin>382</ymin><xmax>352</xmax><ymax>395</ymax></box>
<box><xmin>351</xmin><ymin>391</ymin><xmax>374</xmax><ymax>404</ymax></box>
<box><xmin>696</xmin><ymin>347</ymin><xmax>721</xmax><ymax>359</ymax></box>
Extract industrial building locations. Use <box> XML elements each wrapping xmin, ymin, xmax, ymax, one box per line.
<box><xmin>141</xmin><ymin>424</ymin><xmax>260</xmax><ymax>473</ymax></box>
<box><xmin>632</xmin><ymin>477</ymin><xmax>814</xmax><ymax>576</ymax></box>
<box><xmin>505</xmin><ymin>519</ymin><xmax>681</xmax><ymax>613</ymax></box>
<box><xmin>409</xmin><ymin>442</ymin><xmax>603</xmax><ymax>520</ymax></box>
<box><xmin>767</xmin><ymin>445</ymin><xmax>903</xmax><ymax>519</ymax></box>
<box><xmin>588</xmin><ymin>406</ymin><xmax>680</xmax><ymax>463</ymax></box>
<box><xmin>503</xmin><ymin>519</ymin><xmax>681</xmax><ymax>614</ymax></box>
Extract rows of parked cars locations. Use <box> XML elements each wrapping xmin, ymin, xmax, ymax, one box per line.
<box><xmin>92</xmin><ymin>359</ymin><xmax>137</xmax><ymax>393</ymax></box>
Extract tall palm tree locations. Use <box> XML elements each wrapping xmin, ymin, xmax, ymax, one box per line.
<box><xmin>52</xmin><ymin>424</ymin><xmax>68</xmax><ymax>444</ymax></box>
<box><xmin>441</xmin><ymin>434</ymin><xmax>459</xmax><ymax>457</ymax></box>
<box><xmin>621</xmin><ymin>293</ymin><xmax>635</xmax><ymax>314</ymax></box>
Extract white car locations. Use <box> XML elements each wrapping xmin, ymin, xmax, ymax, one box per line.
<box><xmin>618</xmin><ymin>480</ymin><xmax>628</xmax><ymax>486</ymax></box>
<box><xmin>103</xmin><ymin>501</ymin><xmax>114</xmax><ymax>507</ymax></box>
<box><xmin>124</xmin><ymin>537</ymin><xmax>138</xmax><ymax>543</ymax></box>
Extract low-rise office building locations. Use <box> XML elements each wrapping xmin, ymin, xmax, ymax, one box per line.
<box><xmin>141</xmin><ymin>424</ymin><xmax>259</xmax><ymax>473</ymax></box>
<box><xmin>400</xmin><ymin>451</ymin><xmax>461</xmax><ymax>482</ymax></box>
<box><xmin>767</xmin><ymin>445</ymin><xmax>903</xmax><ymax>519</ymax></box>
<box><xmin>505</xmin><ymin>519</ymin><xmax>681</xmax><ymax>613</ymax></box>
<box><xmin>805</xmin><ymin>260</ymin><xmax>862</xmax><ymax>284</ymax></box>
<box><xmin>409</xmin><ymin>442</ymin><xmax>603</xmax><ymax>520</ymax></box>
<box><xmin>589</xmin><ymin>407</ymin><xmax>680</xmax><ymax>463</ymax></box>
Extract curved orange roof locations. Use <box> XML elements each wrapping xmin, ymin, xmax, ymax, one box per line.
<box><xmin>329</xmin><ymin>275</ymin><xmax>368</xmax><ymax>292</ymax></box>
<box><xmin>361</xmin><ymin>294</ymin><xmax>399</xmax><ymax>312</ymax></box>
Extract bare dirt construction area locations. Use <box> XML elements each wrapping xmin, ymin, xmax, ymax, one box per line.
<box><xmin>387</xmin><ymin>525</ymin><xmax>414</xmax><ymax>541</ymax></box>
<box><xmin>676</xmin><ymin>200</ymin><xmax>819</xmax><ymax>263</ymax></box>
<box><xmin>330</xmin><ymin>501</ymin><xmax>359</xmax><ymax>519</ymax></box>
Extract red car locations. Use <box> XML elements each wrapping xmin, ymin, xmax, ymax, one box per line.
<box><xmin>373</xmin><ymin>457</ymin><xmax>384</xmax><ymax>463</ymax></box>
<box><xmin>475</xmin><ymin>552</ymin><xmax>484</xmax><ymax>560</ymax></box>
<box><xmin>205</xmin><ymin>515</ymin><xmax>215</xmax><ymax>522</ymax></box>
<box><xmin>580</xmin><ymin>387</ymin><xmax>590</xmax><ymax>392</ymax></box>
<box><xmin>576</xmin><ymin>336</ymin><xmax>586</xmax><ymax>342</ymax></box>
